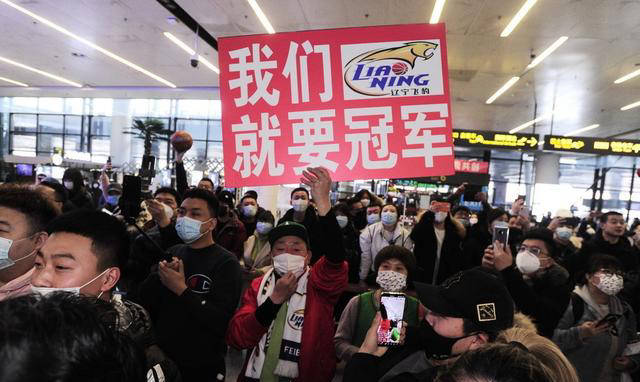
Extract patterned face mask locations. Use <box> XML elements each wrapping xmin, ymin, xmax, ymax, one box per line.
<box><xmin>594</xmin><ymin>272</ymin><xmax>624</xmax><ymax>296</ymax></box>
<box><xmin>376</xmin><ymin>270</ymin><xmax>407</xmax><ymax>292</ymax></box>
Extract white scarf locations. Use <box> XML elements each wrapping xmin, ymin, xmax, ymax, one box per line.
<box><xmin>245</xmin><ymin>267</ymin><xmax>308</xmax><ymax>380</ymax></box>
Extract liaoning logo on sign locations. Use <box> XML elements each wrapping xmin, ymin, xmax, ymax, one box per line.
<box><xmin>341</xmin><ymin>40</ymin><xmax>443</xmax><ymax>100</ymax></box>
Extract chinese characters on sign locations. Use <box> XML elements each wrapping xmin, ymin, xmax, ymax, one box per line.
<box><xmin>452</xmin><ymin>130</ymin><xmax>539</xmax><ymax>150</ymax></box>
<box><xmin>219</xmin><ymin>24</ymin><xmax>455</xmax><ymax>186</ymax></box>
<box><xmin>454</xmin><ymin>159</ymin><xmax>489</xmax><ymax>174</ymax></box>
<box><xmin>543</xmin><ymin>135</ymin><xmax>640</xmax><ymax>156</ymax></box>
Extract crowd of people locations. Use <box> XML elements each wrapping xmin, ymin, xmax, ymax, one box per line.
<box><xmin>2</xmin><ymin>162</ymin><xmax>640</xmax><ymax>382</ymax></box>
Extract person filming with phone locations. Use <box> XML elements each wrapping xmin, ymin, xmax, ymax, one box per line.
<box><xmin>482</xmin><ymin>228</ymin><xmax>572</xmax><ymax>338</ymax></box>
<box><xmin>553</xmin><ymin>255</ymin><xmax>640</xmax><ymax>382</ymax></box>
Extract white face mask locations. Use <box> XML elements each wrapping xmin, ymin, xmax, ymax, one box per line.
<box><xmin>336</xmin><ymin>215</ymin><xmax>349</xmax><ymax>229</ymax></box>
<box><xmin>434</xmin><ymin>212</ymin><xmax>447</xmax><ymax>223</ymax></box>
<box><xmin>292</xmin><ymin>199</ymin><xmax>308</xmax><ymax>213</ymax></box>
<box><xmin>0</xmin><ymin>235</ymin><xmax>37</xmax><ymax>271</ymax></box>
<box><xmin>176</xmin><ymin>216</ymin><xmax>211</xmax><ymax>244</ymax></box>
<box><xmin>242</xmin><ymin>205</ymin><xmax>258</xmax><ymax>217</ymax></box>
<box><xmin>515</xmin><ymin>250</ymin><xmax>541</xmax><ymax>274</ymax></box>
<box><xmin>64</xmin><ymin>181</ymin><xmax>74</xmax><ymax>190</ymax></box>
<box><xmin>163</xmin><ymin>203</ymin><xmax>174</xmax><ymax>220</ymax></box>
<box><xmin>256</xmin><ymin>222</ymin><xmax>273</xmax><ymax>235</ymax></box>
<box><xmin>469</xmin><ymin>217</ymin><xmax>478</xmax><ymax>225</ymax></box>
<box><xmin>376</xmin><ymin>270</ymin><xmax>407</xmax><ymax>292</ymax></box>
<box><xmin>32</xmin><ymin>268</ymin><xmax>111</xmax><ymax>298</ymax></box>
<box><xmin>586</xmin><ymin>227</ymin><xmax>596</xmax><ymax>235</ymax></box>
<box><xmin>272</xmin><ymin>253</ymin><xmax>307</xmax><ymax>278</ymax></box>
<box><xmin>360</xmin><ymin>199</ymin><xmax>371</xmax><ymax>208</ymax></box>
<box><xmin>594</xmin><ymin>272</ymin><xmax>624</xmax><ymax>296</ymax></box>
<box><xmin>555</xmin><ymin>227</ymin><xmax>572</xmax><ymax>241</ymax></box>
<box><xmin>381</xmin><ymin>211</ymin><xmax>397</xmax><ymax>226</ymax></box>
<box><xmin>367</xmin><ymin>213</ymin><xmax>381</xmax><ymax>225</ymax></box>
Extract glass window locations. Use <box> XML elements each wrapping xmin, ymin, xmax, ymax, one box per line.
<box><xmin>150</xmin><ymin>99</ymin><xmax>172</xmax><ymax>117</ymax></box>
<box><xmin>11</xmin><ymin>98</ymin><xmax>38</xmax><ymax>113</ymax></box>
<box><xmin>91</xmin><ymin>117</ymin><xmax>111</xmax><ymax>136</ymax></box>
<box><xmin>12</xmin><ymin>114</ymin><xmax>37</xmax><ymax>132</ymax></box>
<box><xmin>38</xmin><ymin>115</ymin><xmax>64</xmax><ymax>133</ymax></box>
<box><xmin>64</xmin><ymin>98</ymin><xmax>84</xmax><ymax>115</ymax></box>
<box><xmin>184</xmin><ymin>140</ymin><xmax>207</xmax><ymax>160</ymax></box>
<box><xmin>64</xmin><ymin>136</ymin><xmax>82</xmax><ymax>153</ymax></box>
<box><xmin>91</xmin><ymin>138</ymin><xmax>110</xmax><ymax>156</ymax></box>
<box><xmin>176</xmin><ymin>119</ymin><xmax>208</xmax><ymax>140</ymax></box>
<box><xmin>65</xmin><ymin>115</ymin><xmax>82</xmax><ymax>135</ymax></box>
<box><xmin>37</xmin><ymin>134</ymin><xmax>63</xmax><ymax>154</ymax></box>
<box><xmin>177</xmin><ymin>99</ymin><xmax>210</xmax><ymax>118</ymax></box>
<box><xmin>92</xmin><ymin>98</ymin><xmax>113</xmax><ymax>116</ymax></box>
<box><xmin>131</xmin><ymin>99</ymin><xmax>151</xmax><ymax>116</ymax></box>
<box><xmin>38</xmin><ymin>98</ymin><xmax>64</xmax><ymax>113</ymax></box>
<box><xmin>207</xmin><ymin>141</ymin><xmax>223</xmax><ymax>160</ymax></box>
<box><xmin>208</xmin><ymin>119</ymin><xmax>222</xmax><ymax>141</ymax></box>
<box><xmin>11</xmin><ymin>134</ymin><xmax>36</xmax><ymax>154</ymax></box>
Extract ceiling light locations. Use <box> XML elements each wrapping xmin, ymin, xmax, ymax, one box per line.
<box><xmin>621</xmin><ymin>100</ymin><xmax>640</xmax><ymax>111</ymax></box>
<box><xmin>247</xmin><ymin>0</ymin><xmax>275</xmax><ymax>34</ymax></box>
<box><xmin>564</xmin><ymin>124</ymin><xmax>599</xmax><ymax>137</ymax></box>
<box><xmin>509</xmin><ymin>112</ymin><xmax>553</xmax><ymax>134</ymax></box>
<box><xmin>0</xmin><ymin>75</ymin><xmax>28</xmax><ymax>87</ymax></box>
<box><xmin>501</xmin><ymin>0</ymin><xmax>538</xmax><ymax>37</ymax></box>
<box><xmin>0</xmin><ymin>56</ymin><xmax>81</xmax><ymax>87</ymax></box>
<box><xmin>526</xmin><ymin>36</ymin><xmax>568</xmax><ymax>69</ymax></box>
<box><xmin>429</xmin><ymin>0</ymin><xmax>446</xmax><ymax>24</ymax></box>
<box><xmin>164</xmin><ymin>32</ymin><xmax>219</xmax><ymax>74</ymax></box>
<box><xmin>614</xmin><ymin>68</ymin><xmax>640</xmax><ymax>84</ymax></box>
<box><xmin>0</xmin><ymin>0</ymin><xmax>176</xmax><ymax>87</ymax></box>
<box><xmin>486</xmin><ymin>76</ymin><xmax>520</xmax><ymax>104</ymax></box>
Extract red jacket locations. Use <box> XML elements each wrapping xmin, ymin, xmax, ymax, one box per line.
<box><xmin>226</xmin><ymin>256</ymin><xmax>348</xmax><ymax>381</ymax></box>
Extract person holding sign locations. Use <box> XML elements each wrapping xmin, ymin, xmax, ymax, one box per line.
<box><xmin>226</xmin><ymin>167</ymin><xmax>348</xmax><ymax>382</ymax></box>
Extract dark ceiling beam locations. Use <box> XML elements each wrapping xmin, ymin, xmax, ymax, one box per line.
<box><xmin>156</xmin><ymin>0</ymin><xmax>218</xmax><ymax>51</ymax></box>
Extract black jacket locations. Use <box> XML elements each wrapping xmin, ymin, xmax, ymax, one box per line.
<box><xmin>462</xmin><ymin>224</ymin><xmax>492</xmax><ymax>268</ymax></box>
<box><xmin>500</xmin><ymin>264</ymin><xmax>572</xmax><ymax>338</ymax></box>
<box><xmin>410</xmin><ymin>212</ymin><xmax>465</xmax><ymax>284</ymax></box>
<box><xmin>577</xmin><ymin>230</ymin><xmax>639</xmax><ymax>272</ymax></box>
<box><xmin>136</xmin><ymin>243</ymin><xmax>241</xmax><ymax>380</ymax></box>
<box><xmin>278</xmin><ymin>207</ymin><xmax>324</xmax><ymax>265</ymax></box>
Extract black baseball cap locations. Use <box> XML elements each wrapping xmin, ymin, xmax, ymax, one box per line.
<box><xmin>268</xmin><ymin>221</ymin><xmax>310</xmax><ymax>247</ymax></box>
<box><xmin>415</xmin><ymin>267</ymin><xmax>514</xmax><ymax>334</ymax></box>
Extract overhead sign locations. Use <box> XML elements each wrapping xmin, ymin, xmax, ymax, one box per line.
<box><xmin>454</xmin><ymin>159</ymin><xmax>489</xmax><ymax>174</ymax></box>
<box><xmin>453</xmin><ymin>129</ymin><xmax>539</xmax><ymax>150</ymax></box>
<box><xmin>219</xmin><ymin>24</ymin><xmax>455</xmax><ymax>187</ymax></box>
<box><xmin>544</xmin><ymin>135</ymin><xmax>640</xmax><ymax>156</ymax></box>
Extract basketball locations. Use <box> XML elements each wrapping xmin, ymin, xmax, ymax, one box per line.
<box><xmin>170</xmin><ymin>131</ymin><xmax>193</xmax><ymax>153</ymax></box>
<box><xmin>392</xmin><ymin>62</ymin><xmax>408</xmax><ymax>75</ymax></box>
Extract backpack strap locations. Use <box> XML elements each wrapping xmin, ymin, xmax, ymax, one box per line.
<box><xmin>570</xmin><ymin>292</ymin><xmax>585</xmax><ymax>326</ymax></box>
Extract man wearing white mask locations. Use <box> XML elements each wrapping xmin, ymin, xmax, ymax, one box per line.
<box><xmin>410</xmin><ymin>199</ymin><xmax>466</xmax><ymax>284</ymax></box>
<box><xmin>30</xmin><ymin>210</ymin><xmax>181</xmax><ymax>382</ymax></box>
<box><xmin>482</xmin><ymin>228</ymin><xmax>572</xmax><ymax>338</ymax></box>
<box><xmin>138</xmin><ymin>188</ymin><xmax>242</xmax><ymax>381</ymax></box>
<box><xmin>0</xmin><ymin>185</ymin><xmax>58</xmax><ymax>300</ymax></box>
<box><xmin>278</xmin><ymin>186</ymin><xmax>324</xmax><ymax>264</ymax></box>
<box><xmin>238</xmin><ymin>194</ymin><xmax>263</xmax><ymax>236</ymax></box>
<box><xmin>227</xmin><ymin>167</ymin><xmax>348</xmax><ymax>382</ymax></box>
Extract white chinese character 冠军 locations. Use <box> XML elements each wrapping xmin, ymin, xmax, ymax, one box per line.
<box><xmin>228</xmin><ymin>44</ymin><xmax>280</xmax><ymax>107</ymax></box>
<box><xmin>288</xmin><ymin>110</ymin><xmax>339</xmax><ymax>174</ymax></box>
<box><xmin>282</xmin><ymin>40</ymin><xmax>333</xmax><ymax>104</ymax></box>
<box><xmin>401</xmin><ymin>104</ymin><xmax>452</xmax><ymax>167</ymax></box>
<box><xmin>344</xmin><ymin>107</ymin><xmax>397</xmax><ymax>170</ymax></box>
<box><xmin>232</xmin><ymin>113</ymin><xmax>284</xmax><ymax>178</ymax></box>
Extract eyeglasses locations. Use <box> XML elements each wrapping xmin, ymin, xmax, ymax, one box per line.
<box><xmin>597</xmin><ymin>269</ymin><xmax>624</xmax><ymax>277</ymax></box>
<box><xmin>517</xmin><ymin>244</ymin><xmax>545</xmax><ymax>257</ymax></box>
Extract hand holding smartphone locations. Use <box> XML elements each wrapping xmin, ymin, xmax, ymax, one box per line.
<box><xmin>492</xmin><ymin>222</ymin><xmax>509</xmax><ymax>250</ymax></box>
<box><xmin>377</xmin><ymin>292</ymin><xmax>406</xmax><ymax>346</ymax></box>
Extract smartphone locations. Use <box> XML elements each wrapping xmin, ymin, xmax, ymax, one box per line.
<box><xmin>463</xmin><ymin>185</ymin><xmax>481</xmax><ymax>202</ymax></box>
<box><xmin>519</xmin><ymin>206</ymin><xmax>530</xmax><ymax>218</ymax></box>
<box><xmin>120</xmin><ymin>175</ymin><xmax>142</xmax><ymax>220</ymax></box>
<box><xmin>597</xmin><ymin>313</ymin><xmax>621</xmax><ymax>327</ymax></box>
<box><xmin>377</xmin><ymin>292</ymin><xmax>406</xmax><ymax>346</ymax></box>
<box><xmin>492</xmin><ymin>222</ymin><xmax>509</xmax><ymax>250</ymax></box>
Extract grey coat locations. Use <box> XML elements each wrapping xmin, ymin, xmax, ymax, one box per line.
<box><xmin>553</xmin><ymin>288</ymin><xmax>640</xmax><ymax>382</ymax></box>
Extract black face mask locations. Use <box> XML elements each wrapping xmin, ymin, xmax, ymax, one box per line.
<box><xmin>417</xmin><ymin>320</ymin><xmax>475</xmax><ymax>361</ymax></box>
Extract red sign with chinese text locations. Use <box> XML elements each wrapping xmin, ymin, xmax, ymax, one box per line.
<box><xmin>219</xmin><ymin>23</ymin><xmax>455</xmax><ymax>187</ymax></box>
<box><xmin>454</xmin><ymin>159</ymin><xmax>489</xmax><ymax>174</ymax></box>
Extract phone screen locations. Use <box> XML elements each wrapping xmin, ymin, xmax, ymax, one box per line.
<box><xmin>492</xmin><ymin>222</ymin><xmax>509</xmax><ymax>250</ymax></box>
<box><xmin>377</xmin><ymin>293</ymin><xmax>406</xmax><ymax>346</ymax></box>
<box><xmin>597</xmin><ymin>313</ymin><xmax>621</xmax><ymax>327</ymax></box>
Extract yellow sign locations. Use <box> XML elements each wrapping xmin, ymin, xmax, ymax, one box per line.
<box><xmin>453</xmin><ymin>130</ymin><xmax>538</xmax><ymax>150</ymax></box>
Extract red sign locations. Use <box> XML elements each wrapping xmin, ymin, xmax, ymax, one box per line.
<box><xmin>219</xmin><ymin>24</ymin><xmax>455</xmax><ymax>187</ymax></box>
<box><xmin>454</xmin><ymin>159</ymin><xmax>489</xmax><ymax>174</ymax></box>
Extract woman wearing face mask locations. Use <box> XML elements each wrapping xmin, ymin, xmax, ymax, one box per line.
<box><xmin>463</xmin><ymin>208</ymin><xmax>508</xmax><ymax>267</ymax></box>
<box><xmin>553</xmin><ymin>255</ymin><xmax>640</xmax><ymax>382</ymax></box>
<box><xmin>241</xmin><ymin>210</ymin><xmax>276</xmax><ymax>289</ymax></box>
<box><xmin>334</xmin><ymin>245</ymin><xmax>425</xmax><ymax>363</ymax></box>
<box><xmin>62</xmin><ymin>168</ymin><xmax>95</xmax><ymax>210</ymax></box>
<box><xmin>359</xmin><ymin>204</ymin><xmax>413</xmax><ymax>287</ymax></box>
<box><xmin>410</xmin><ymin>200</ymin><xmax>467</xmax><ymax>285</ymax></box>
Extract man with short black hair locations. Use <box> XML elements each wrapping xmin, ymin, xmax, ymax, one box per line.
<box><xmin>198</xmin><ymin>177</ymin><xmax>215</xmax><ymax>192</ymax></box>
<box><xmin>0</xmin><ymin>184</ymin><xmax>58</xmax><ymax>300</ymax></box>
<box><xmin>482</xmin><ymin>228</ymin><xmax>572</xmax><ymax>338</ymax></box>
<box><xmin>577</xmin><ymin>211</ymin><xmax>637</xmax><ymax>272</ymax></box>
<box><xmin>344</xmin><ymin>267</ymin><xmax>514</xmax><ymax>381</ymax></box>
<box><xmin>138</xmin><ymin>188</ymin><xmax>242</xmax><ymax>381</ymax></box>
<box><xmin>0</xmin><ymin>293</ymin><xmax>147</xmax><ymax>382</ymax></box>
<box><xmin>238</xmin><ymin>194</ymin><xmax>265</xmax><ymax>236</ymax></box>
<box><xmin>30</xmin><ymin>210</ymin><xmax>180</xmax><ymax>382</ymax></box>
<box><xmin>279</xmin><ymin>187</ymin><xmax>325</xmax><ymax>264</ymax></box>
